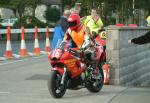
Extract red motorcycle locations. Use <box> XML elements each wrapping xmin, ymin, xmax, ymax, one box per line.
<box><xmin>48</xmin><ymin>38</ymin><xmax>104</xmax><ymax>98</ymax></box>
<box><xmin>95</xmin><ymin>34</ymin><xmax>106</xmax><ymax>62</ymax></box>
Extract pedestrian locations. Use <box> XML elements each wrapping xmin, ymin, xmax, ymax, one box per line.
<box><xmin>146</xmin><ymin>15</ymin><xmax>150</xmax><ymax>26</ymax></box>
<box><xmin>83</xmin><ymin>7</ymin><xmax>104</xmax><ymax>37</ymax></box>
<box><xmin>70</xmin><ymin>3</ymin><xmax>81</xmax><ymax>15</ymax></box>
<box><xmin>128</xmin><ymin>31</ymin><xmax>150</xmax><ymax>45</ymax></box>
<box><xmin>75</xmin><ymin>2</ymin><xmax>81</xmax><ymax>15</ymax></box>
<box><xmin>52</xmin><ymin>9</ymin><xmax>71</xmax><ymax>50</ymax></box>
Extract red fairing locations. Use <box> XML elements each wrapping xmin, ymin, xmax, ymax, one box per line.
<box><xmin>50</xmin><ymin>49</ymin><xmax>63</xmax><ymax>60</ymax></box>
<box><xmin>95</xmin><ymin>35</ymin><xmax>106</xmax><ymax>62</ymax></box>
<box><xmin>94</xmin><ymin>45</ymin><xmax>103</xmax><ymax>63</ymax></box>
<box><xmin>96</xmin><ymin>36</ymin><xmax>106</xmax><ymax>46</ymax></box>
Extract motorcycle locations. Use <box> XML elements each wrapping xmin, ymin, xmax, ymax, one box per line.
<box><xmin>95</xmin><ymin>32</ymin><xmax>106</xmax><ymax>63</ymax></box>
<box><xmin>47</xmin><ymin>37</ymin><xmax>104</xmax><ymax>98</ymax></box>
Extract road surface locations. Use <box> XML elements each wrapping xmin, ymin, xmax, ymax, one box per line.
<box><xmin>0</xmin><ymin>55</ymin><xmax>150</xmax><ymax>103</ymax></box>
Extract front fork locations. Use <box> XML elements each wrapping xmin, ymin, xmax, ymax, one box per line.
<box><xmin>51</xmin><ymin>66</ymin><xmax>68</xmax><ymax>85</ymax></box>
<box><xmin>61</xmin><ymin>67</ymin><xmax>67</xmax><ymax>85</ymax></box>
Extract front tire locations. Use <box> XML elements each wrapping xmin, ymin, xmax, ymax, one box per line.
<box><xmin>48</xmin><ymin>71</ymin><xmax>67</xmax><ymax>98</ymax></box>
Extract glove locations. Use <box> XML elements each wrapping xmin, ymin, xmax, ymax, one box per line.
<box><xmin>81</xmin><ymin>35</ymin><xmax>94</xmax><ymax>50</ymax></box>
<box><xmin>59</xmin><ymin>41</ymin><xmax>67</xmax><ymax>49</ymax></box>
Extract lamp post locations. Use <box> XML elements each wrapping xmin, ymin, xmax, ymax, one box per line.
<box><xmin>133</xmin><ymin>0</ymin><xmax>135</xmax><ymax>15</ymax></box>
<box><xmin>132</xmin><ymin>0</ymin><xmax>135</xmax><ymax>23</ymax></box>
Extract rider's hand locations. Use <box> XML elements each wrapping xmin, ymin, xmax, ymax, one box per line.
<box><xmin>80</xmin><ymin>48</ymin><xmax>85</xmax><ymax>51</ymax></box>
<box><xmin>59</xmin><ymin>41</ymin><xmax>68</xmax><ymax>51</ymax></box>
<box><xmin>128</xmin><ymin>39</ymin><xmax>132</xmax><ymax>44</ymax></box>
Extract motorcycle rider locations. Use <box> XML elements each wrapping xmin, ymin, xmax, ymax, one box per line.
<box><xmin>62</xmin><ymin>13</ymin><xmax>103</xmax><ymax>71</ymax></box>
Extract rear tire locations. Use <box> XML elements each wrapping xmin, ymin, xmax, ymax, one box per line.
<box><xmin>48</xmin><ymin>71</ymin><xmax>67</xmax><ymax>98</ymax></box>
<box><xmin>86</xmin><ymin>66</ymin><xmax>104</xmax><ymax>92</ymax></box>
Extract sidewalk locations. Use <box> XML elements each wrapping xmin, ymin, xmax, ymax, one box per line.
<box><xmin>102</xmin><ymin>85</ymin><xmax>150</xmax><ymax>103</ymax></box>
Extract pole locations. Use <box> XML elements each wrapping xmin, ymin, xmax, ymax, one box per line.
<box><xmin>133</xmin><ymin>0</ymin><xmax>135</xmax><ymax>23</ymax></box>
<box><xmin>133</xmin><ymin>0</ymin><xmax>135</xmax><ymax>14</ymax></box>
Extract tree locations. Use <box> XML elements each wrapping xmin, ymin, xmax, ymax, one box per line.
<box><xmin>0</xmin><ymin>0</ymin><xmax>24</xmax><ymax>17</ymax></box>
<box><xmin>135</xmin><ymin>0</ymin><xmax>150</xmax><ymax>14</ymax></box>
<box><xmin>45</xmin><ymin>6</ymin><xmax>60</xmax><ymax>23</ymax></box>
<box><xmin>22</xmin><ymin>0</ymin><xmax>42</xmax><ymax>17</ymax></box>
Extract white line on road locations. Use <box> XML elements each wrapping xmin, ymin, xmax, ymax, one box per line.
<box><xmin>0</xmin><ymin>92</ymin><xmax>11</xmax><ymax>94</ymax></box>
<box><xmin>0</xmin><ymin>55</ymin><xmax>47</xmax><ymax>66</ymax></box>
<box><xmin>0</xmin><ymin>59</ymin><xmax>25</xmax><ymax>66</ymax></box>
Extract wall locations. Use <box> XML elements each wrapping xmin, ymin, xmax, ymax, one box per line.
<box><xmin>106</xmin><ymin>26</ymin><xmax>150</xmax><ymax>87</ymax></box>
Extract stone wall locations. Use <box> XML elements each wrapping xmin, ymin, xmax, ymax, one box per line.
<box><xmin>106</xmin><ymin>26</ymin><xmax>150</xmax><ymax>87</ymax></box>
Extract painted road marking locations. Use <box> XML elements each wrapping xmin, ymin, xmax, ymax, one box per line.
<box><xmin>0</xmin><ymin>55</ymin><xmax>47</xmax><ymax>66</ymax></box>
<box><xmin>0</xmin><ymin>92</ymin><xmax>11</xmax><ymax>94</ymax></box>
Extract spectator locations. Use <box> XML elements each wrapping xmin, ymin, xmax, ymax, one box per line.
<box><xmin>75</xmin><ymin>2</ymin><xmax>81</xmax><ymax>15</ymax></box>
<box><xmin>70</xmin><ymin>2</ymin><xmax>81</xmax><ymax>15</ymax></box>
<box><xmin>52</xmin><ymin>9</ymin><xmax>71</xmax><ymax>50</ymax></box>
<box><xmin>128</xmin><ymin>31</ymin><xmax>150</xmax><ymax>45</ymax></box>
<box><xmin>146</xmin><ymin>15</ymin><xmax>150</xmax><ymax>26</ymax></box>
<box><xmin>83</xmin><ymin>7</ymin><xmax>104</xmax><ymax>37</ymax></box>
<box><xmin>128</xmin><ymin>15</ymin><xmax>150</xmax><ymax>45</ymax></box>
<box><xmin>70</xmin><ymin>8</ymin><xmax>78</xmax><ymax>15</ymax></box>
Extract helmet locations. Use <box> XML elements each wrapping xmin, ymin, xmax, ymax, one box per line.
<box><xmin>99</xmin><ymin>31</ymin><xmax>106</xmax><ymax>39</ymax></box>
<box><xmin>67</xmin><ymin>14</ymin><xmax>81</xmax><ymax>30</ymax></box>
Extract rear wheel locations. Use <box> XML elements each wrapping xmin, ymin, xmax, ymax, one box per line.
<box><xmin>48</xmin><ymin>71</ymin><xmax>67</xmax><ymax>98</ymax></box>
<box><xmin>86</xmin><ymin>66</ymin><xmax>104</xmax><ymax>92</ymax></box>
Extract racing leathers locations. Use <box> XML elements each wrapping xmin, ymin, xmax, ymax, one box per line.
<box><xmin>63</xmin><ymin>25</ymin><xmax>96</xmax><ymax>63</ymax></box>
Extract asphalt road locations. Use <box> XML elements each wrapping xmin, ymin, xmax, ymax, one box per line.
<box><xmin>0</xmin><ymin>55</ymin><xmax>150</xmax><ymax>103</ymax></box>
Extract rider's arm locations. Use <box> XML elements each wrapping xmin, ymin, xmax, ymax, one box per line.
<box><xmin>63</xmin><ymin>29</ymin><xmax>71</xmax><ymax>42</ymax></box>
<box><xmin>58</xmin><ymin>29</ymin><xmax>71</xmax><ymax>49</ymax></box>
<box><xmin>131</xmin><ymin>31</ymin><xmax>150</xmax><ymax>44</ymax></box>
<box><xmin>81</xmin><ymin>27</ymin><xmax>93</xmax><ymax>50</ymax></box>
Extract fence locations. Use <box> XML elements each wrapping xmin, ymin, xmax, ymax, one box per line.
<box><xmin>0</xmin><ymin>26</ymin><xmax>54</xmax><ymax>60</ymax></box>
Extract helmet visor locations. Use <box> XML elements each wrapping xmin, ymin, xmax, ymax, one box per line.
<box><xmin>68</xmin><ymin>21</ymin><xmax>77</xmax><ymax>27</ymax></box>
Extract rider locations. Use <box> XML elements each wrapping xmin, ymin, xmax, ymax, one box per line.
<box><xmin>62</xmin><ymin>13</ymin><xmax>98</xmax><ymax>69</ymax></box>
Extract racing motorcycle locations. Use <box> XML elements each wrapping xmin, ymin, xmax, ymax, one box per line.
<box><xmin>47</xmin><ymin>37</ymin><xmax>104</xmax><ymax>98</ymax></box>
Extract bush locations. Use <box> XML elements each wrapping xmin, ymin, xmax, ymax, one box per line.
<box><xmin>45</xmin><ymin>7</ymin><xmax>60</xmax><ymax>23</ymax></box>
<box><xmin>13</xmin><ymin>16</ymin><xmax>49</xmax><ymax>28</ymax></box>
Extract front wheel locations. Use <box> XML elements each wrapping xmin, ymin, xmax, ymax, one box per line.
<box><xmin>48</xmin><ymin>71</ymin><xmax>67</xmax><ymax>98</ymax></box>
<box><xmin>86</xmin><ymin>67</ymin><xmax>104</xmax><ymax>92</ymax></box>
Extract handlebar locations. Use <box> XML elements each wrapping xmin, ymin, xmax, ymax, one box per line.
<box><xmin>68</xmin><ymin>48</ymin><xmax>81</xmax><ymax>54</ymax></box>
<box><xmin>68</xmin><ymin>48</ymin><xmax>83</xmax><ymax>58</ymax></box>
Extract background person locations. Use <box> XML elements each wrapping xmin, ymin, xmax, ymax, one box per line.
<box><xmin>52</xmin><ymin>9</ymin><xmax>70</xmax><ymax>50</ymax></box>
<box><xmin>128</xmin><ymin>31</ymin><xmax>150</xmax><ymax>45</ymax></box>
<box><xmin>83</xmin><ymin>7</ymin><xmax>104</xmax><ymax>37</ymax></box>
<box><xmin>146</xmin><ymin>15</ymin><xmax>150</xmax><ymax>26</ymax></box>
<box><xmin>70</xmin><ymin>2</ymin><xmax>81</xmax><ymax>15</ymax></box>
